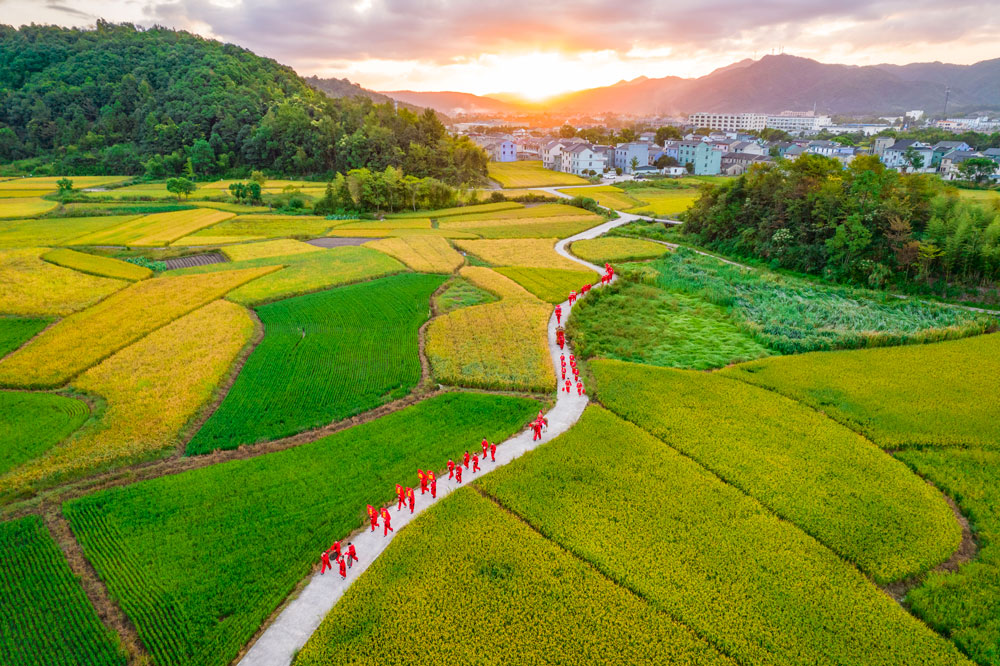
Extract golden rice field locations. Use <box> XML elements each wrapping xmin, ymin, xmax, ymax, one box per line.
<box><xmin>366</xmin><ymin>236</ymin><xmax>464</xmax><ymax>274</ymax></box>
<box><xmin>570</xmin><ymin>237</ymin><xmax>670</xmax><ymax>263</ymax></box>
<box><xmin>69</xmin><ymin>209</ymin><xmax>235</xmax><ymax>246</ymax></box>
<box><xmin>451</xmin><ymin>216</ymin><xmax>603</xmax><ymax>239</ymax></box>
<box><xmin>0</xmin><ymin>198</ymin><xmax>60</xmax><ymax>219</ymax></box>
<box><xmin>0</xmin><ymin>266</ymin><xmax>275</xmax><ymax>388</ymax></box>
<box><xmin>473</xmin><ymin>188</ymin><xmax>559</xmax><ymax>200</ymax></box>
<box><xmin>222</xmin><ymin>239</ymin><xmax>323</xmax><ymax>262</ymax></box>
<box><xmin>453</xmin><ymin>238</ymin><xmax>583</xmax><ymax>271</ymax></box>
<box><xmin>494</xmin><ymin>266</ymin><xmax>599</xmax><ymax>303</ymax></box>
<box><xmin>388</xmin><ymin>202</ymin><xmax>524</xmax><ymax>219</ymax></box>
<box><xmin>0</xmin><ymin>248</ymin><xmax>129</xmax><ymax>317</ymax></box>
<box><xmin>627</xmin><ymin>188</ymin><xmax>700</xmax><ymax>216</ymax></box>
<box><xmin>334</xmin><ymin>218</ymin><xmax>432</xmax><ymax>230</ymax></box>
<box><xmin>0</xmin><ymin>190</ymin><xmax>51</xmax><ymax>199</ymax></box>
<box><xmin>0</xmin><ymin>215</ymin><xmax>140</xmax><ymax>248</ymax></box>
<box><xmin>42</xmin><ymin>248</ymin><xmax>152</xmax><ymax>281</ymax></box>
<box><xmin>0</xmin><ymin>176</ymin><xmax>130</xmax><ymax>192</ymax></box>
<box><xmin>556</xmin><ymin>185</ymin><xmax>643</xmax><ymax>210</ymax></box>
<box><xmin>326</xmin><ymin>227</ymin><xmax>478</xmax><ymax>239</ymax></box>
<box><xmin>0</xmin><ymin>300</ymin><xmax>254</xmax><ymax>501</ymax></box>
<box><xmin>442</xmin><ymin>203</ymin><xmax>586</xmax><ymax>222</ymax></box>
<box><xmin>488</xmin><ymin>161</ymin><xmax>589</xmax><ymax>188</ymax></box>
<box><xmin>177</xmin><ymin>215</ymin><xmax>337</xmax><ymax>242</ymax></box>
<box><xmin>425</xmin><ymin>266</ymin><xmax>554</xmax><ymax>391</ymax></box>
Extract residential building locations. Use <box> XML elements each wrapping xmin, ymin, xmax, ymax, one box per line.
<box><xmin>677</xmin><ymin>141</ymin><xmax>722</xmax><ymax>175</ymax></box>
<box><xmin>931</xmin><ymin>141</ymin><xmax>974</xmax><ymax>167</ymax></box>
<box><xmin>721</xmin><ymin>152</ymin><xmax>771</xmax><ymax>175</ymax></box>
<box><xmin>729</xmin><ymin>141</ymin><xmax>766</xmax><ymax>156</ymax></box>
<box><xmin>805</xmin><ymin>141</ymin><xmax>854</xmax><ymax>158</ymax></box>
<box><xmin>783</xmin><ymin>144</ymin><xmax>806</xmax><ymax>160</ymax></box>
<box><xmin>882</xmin><ymin>140</ymin><xmax>934</xmax><ymax>171</ymax></box>
<box><xmin>541</xmin><ymin>138</ymin><xmax>586</xmax><ymax>170</ymax></box>
<box><xmin>615</xmin><ymin>142</ymin><xmax>652</xmax><ymax>173</ymax></box>
<box><xmin>870</xmin><ymin>137</ymin><xmax>895</xmax><ymax>157</ymax></box>
<box><xmin>689</xmin><ymin>112</ymin><xmax>767</xmax><ymax>132</ymax></box>
<box><xmin>561</xmin><ymin>143</ymin><xmax>608</xmax><ymax>176</ymax></box>
<box><xmin>481</xmin><ymin>138</ymin><xmax>516</xmax><ymax>162</ymax></box>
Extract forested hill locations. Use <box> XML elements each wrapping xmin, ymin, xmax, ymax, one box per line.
<box><xmin>0</xmin><ymin>22</ymin><xmax>487</xmax><ymax>184</ymax></box>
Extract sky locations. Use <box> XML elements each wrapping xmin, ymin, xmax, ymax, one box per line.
<box><xmin>4</xmin><ymin>0</ymin><xmax>1000</xmax><ymax>100</ymax></box>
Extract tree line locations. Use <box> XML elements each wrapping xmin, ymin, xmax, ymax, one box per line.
<box><xmin>683</xmin><ymin>154</ymin><xmax>1000</xmax><ymax>294</ymax></box>
<box><xmin>0</xmin><ymin>23</ymin><xmax>488</xmax><ymax>185</ymax></box>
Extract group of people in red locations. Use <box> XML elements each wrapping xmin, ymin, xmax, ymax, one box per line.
<box><xmin>561</xmin><ymin>353</ymin><xmax>584</xmax><ymax>396</ymax></box>
<box><xmin>319</xmin><ymin>540</ymin><xmax>359</xmax><ymax>579</ymax></box>
<box><xmin>555</xmin><ymin>264</ymin><xmax>614</xmax><ymax>397</ymax></box>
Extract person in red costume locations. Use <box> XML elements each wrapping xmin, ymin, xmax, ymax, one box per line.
<box><xmin>346</xmin><ymin>543</ymin><xmax>358</xmax><ymax>566</ymax></box>
<box><xmin>489</xmin><ymin>441</ymin><xmax>497</xmax><ymax>462</ymax></box>
<box><xmin>447</xmin><ymin>459</ymin><xmax>455</xmax><ymax>479</ymax></box>
<box><xmin>407</xmin><ymin>487</ymin><xmax>415</xmax><ymax>513</ymax></box>
<box><xmin>381</xmin><ymin>508</ymin><xmax>393</xmax><ymax>536</ymax></box>
<box><xmin>555</xmin><ymin>304</ymin><xmax>562</xmax><ymax>324</ymax></box>
<box><xmin>338</xmin><ymin>555</ymin><xmax>347</xmax><ymax>579</ymax></box>
<box><xmin>320</xmin><ymin>550</ymin><xmax>332</xmax><ymax>574</ymax></box>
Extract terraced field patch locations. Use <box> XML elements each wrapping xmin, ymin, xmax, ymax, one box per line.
<box><xmin>0</xmin><ymin>316</ymin><xmax>51</xmax><ymax>357</ymax></box>
<box><xmin>221</xmin><ymin>239</ymin><xmax>322</xmax><ymax>262</ymax></box>
<box><xmin>590</xmin><ymin>359</ymin><xmax>961</xmax><ymax>583</ymax></box>
<box><xmin>624</xmin><ymin>187</ymin><xmax>699</xmax><ymax>216</ymax></box>
<box><xmin>444</xmin><ymin>215</ymin><xmax>602</xmax><ymax>239</ymax></box>
<box><xmin>295</xmin><ymin>488</ymin><xmax>731</xmax><ymax>666</ymax></box>
<box><xmin>188</xmin><ymin>273</ymin><xmax>444</xmax><ymax>453</ymax></box>
<box><xmin>495</xmin><ymin>266</ymin><xmax>599</xmax><ymax>303</ymax></box>
<box><xmin>327</xmin><ymin>227</ymin><xmax>478</xmax><ymax>239</ymax></box>
<box><xmin>0</xmin><ymin>176</ymin><xmax>130</xmax><ymax>193</ymax></box>
<box><xmin>65</xmin><ymin>392</ymin><xmax>538</xmax><ymax>666</ymax></box>
<box><xmin>0</xmin><ymin>391</ymin><xmax>89</xmax><ymax>477</ymax></box>
<box><xmin>433</xmin><ymin>276</ymin><xmax>498</xmax><ymax>313</ymax></box>
<box><xmin>488</xmin><ymin>160</ymin><xmax>589</xmax><ymax>188</ymax></box>
<box><xmin>556</xmin><ymin>184</ymin><xmax>642</xmax><ymax>209</ymax></box>
<box><xmin>454</xmin><ymin>238</ymin><xmax>583</xmax><ymax>270</ymax></box>
<box><xmin>478</xmin><ymin>405</ymin><xmax>972</xmax><ymax>666</ymax></box>
<box><xmin>175</xmin><ymin>215</ymin><xmax>337</xmax><ymax>243</ymax></box>
<box><xmin>442</xmin><ymin>203</ymin><xmax>590</xmax><ymax>223</ymax></box>
<box><xmin>0</xmin><ymin>198</ymin><xmax>60</xmax><ymax>219</ymax></box>
<box><xmin>0</xmin><ymin>300</ymin><xmax>255</xmax><ymax>501</ymax></box>
<box><xmin>425</xmin><ymin>267</ymin><xmax>554</xmax><ymax>391</ymax></box>
<box><xmin>0</xmin><ymin>215</ymin><xmax>140</xmax><ymax>248</ymax></box>
<box><xmin>387</xmin><ymin>201</ymin><xmax>524</xmax><ymax>219</ymax></box>
<box><xmin>43</xmin><ymin>248</ymin><xmax>151</xmax><ymax>281</ymax></box>
<box><xmin>725</xmin><ymin>333</ymin><xmax>1000</xmax><ymax>450</ymax></box>
<box><xmin>0</xmin><ymin>515</ymin><xmax>126</xmax><ymax>666</ymax></box>
<box><xmin>0</xmin><ymin>266</ymin><xmax>274</xmax><ymax>388</ymax></box>
<box><xmin>366</xmin><ymin>236</ymin><xmax>463</xmax><ymax>273</ymax></box>
<box><xmin>69</xmin><ymin>209</ymin><xmax>235</xmax><ymax>246</ymax></box>
<box><xmin>0</xmin><ymin>248</ymin><xmax>128</xmax><ymax>317</ymax></box>
<box><xmin>570</xmin><ymin>236</ymin><xmax>669</xmax><ymax>263</ymax></box>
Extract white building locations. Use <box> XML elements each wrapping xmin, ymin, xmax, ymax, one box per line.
<box><xmin>561</xmin><ymin>144</ymin><xmax>608</xmax><ymax>176</ymax></box>
<box><xmin>689</xmin><ymin>112</ymin><xmax>767</xmax><ymax>132</ymax></box>
<box><xmin>765</xmin><ymin>111</ymin><xmax>832</xmax><ymax>134</ymax></box>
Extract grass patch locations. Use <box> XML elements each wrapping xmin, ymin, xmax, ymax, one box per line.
<box><xmin>43</xmin><ymin>248</ymin><xmax>151</xmax><ymax>281</ymax></box>
<box><xmin>477</xmin><ymin>405</ymin><xmax>970</xmax><ymax>666</ymax></box>
<box><xmin>187</xmin><ymin>274</ymin><xmax>443</xmax><ymax>453</ymax></box>
<box><xmin>433</xmin><ymin>277</ymin><xmax>498</xmax><ymax>313</ymax></box>
<box><xmin>0</xmin><ymin>301</ymin><xmax>254</xmax><ymax>500</ymax></box>
<box><xmin>724</xmin><ymin>333</ymin><xmax>1000</xmax><ymax>450</ymax></box>
<box><xmin>494</xmin><ymin>266</ymin><xmax>599</xmax><ymax>304</ymax></box>
<box><xmin>0</xmin><ymin>248</ymin><xmax>128</xmax><ymax>317</ymax></box>
<box><xmin>487</xmin><ymin>161</ymin><xmax>589</xmax><ymax>188</ymax></box>
<box><xmin>0</xmin><ymin>316</ymin><xmax>51</xmax><ymax>357</ymax></box>
<box><xmin>568</xmin><ymin>280</ymin><xmax>772</xmax><ymax>369</ymax></box>
<box><xmin>0</xmin><ymin>266</ymin><xmax>274</xmax><ymax>389</ymax></box>
<box><xmin>591</xmin><ymin>359</ymin><xmax>961</xmax><ymax>583</ymax></box>
<box><xmin>365</xmin><ymin>236</ymin><xmax>464</xmax><ymax>274</ymax></box>
<box><xmin>570</xmin><ymin>237</ymin><xmax>669</xmax><ymax>264</ymax></box>
<box><xmin>0</xmin><ymin>392</ymin><xmax>89</xmax><ymax>477</ymax></box>
<box><xmin>65</xmin><ymin>392</ymin><xmax>538</xmax><ymax>666</ymax></box>
<box><xmin>0</xmin><ymin>515</ymin><xmax>126</xmax><ymax>666</ymax></box>
<box><xmin>295</xmin><ymin>487</ymin><xmax>731</xmax><ymax>666</ymax></box>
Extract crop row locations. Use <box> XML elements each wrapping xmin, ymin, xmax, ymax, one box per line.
<box><xmin>188</xmin><ymin>273</ymin><xmax>444</xmax><ymax>453</ymax></box>
<box><xmin>65</xmin><ymin>392</ymin><xmax>538</xmax><ymax>666</ymax></box>
<box><xmin>590</xmin><ymin>359</ymin><xmax>960</xmax><ymax>583</ymax></box>
<box><xmin>294</xmin><ymin>487</ymin><xmax>732</xmax><ymax>666</ymax></box>
<box><xmin>0</xmin><ymin>515</ymin><xmax>126</xmax><ymax>665</ymax></box>
<box><xmin>0</xmin><ymin>300</ymin><xmax>254</xmax><ymax>502</ymax></box>
<box><xmin>43</xmin><ymin>248</ymin><xmax>152</xmax><ymax>281</ymax></box>
<box><xmin>0</xmin><ymin>265</ymin><xmax>274</xmax><ymax>388</ymax></box>
<box><xmin>476</xmin><ymin>405</ymin><xmax>972</xmax><ymax>666</ymax></box>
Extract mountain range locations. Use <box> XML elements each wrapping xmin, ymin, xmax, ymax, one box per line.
<box><xmin>372</xmin><ymin>54</ymin><xmax>1000</xmax><ymax>117</ymax></box>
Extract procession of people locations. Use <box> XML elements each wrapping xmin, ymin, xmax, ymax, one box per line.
<box><xmin>319</xmin><ymin>261</ymin><xmax>616</xmax><ymax>581</ymax></box>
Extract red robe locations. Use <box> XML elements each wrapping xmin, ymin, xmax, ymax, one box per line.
<box><xmin>347</xmin><ymin>544</ymin><xmax>358</xmax><ymax>563</ymax></box>
<box><xmin>455</xmin><ymin>465</ymin><xmax>463</xmax><ymax>483</ymax></box>
<box><xmin>320</xmin><ymin>551</ymin><xmax>332</xmax><ymax>574</ymax></box>
<box><xmin>447</xmin><ymin>459</ymin><xmax>455</xmax><ymax>479</ymax></box>
<box><xmin>338</xmin><ymin>557</ymin><xmax>347</xmax><ymax>578</ymax></box>
<box><xmin>490</xmin><ymin>442</ymin><xmax>497</xmax><ymax>462</ymax></box>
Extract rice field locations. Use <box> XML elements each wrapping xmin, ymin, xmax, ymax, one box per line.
<box><xmin>365</xmin><ymin>236</ymin><xmax>463</xmax><ymax>273</ymax></box>
<box><xmin>69</xmin><ymin>209</ymin><xmax>235</xmax><ymax>246</ymax></box>
<box><xmin>0</xmin><ymin>216</ymin><xmax>140</xmax><ymax>248</ymax></box>
<box><xmin>0</xmin><ymin>391</ymin><xmax>90</xmax><ymax>477</ymax></box>
<box><xmin>387</xmin><ymin>202</ymin><xmax>524</xmax><ymax>219</ymax></box>
<box><xmin>433</xmin><ymin>276</ymin><xmax>498</xmax><ymax>313</ymax></box>
<box><xmin>0</xmin><ymin>248</ymin><xmax>129</xmax><ymax>317</ymax></box>
<box><xmin>0</xmin><ymin>515</ymin><xmax>126</xmax><ymax>666</ymax></box>
<box><xmin>0</xmin><ymin>176</ymin><xmax>130</xmax><ymax>192</ymax></box>
<box><xmin>0</xmin><ymin>316</ymin><xmax>51</xmax><ymax>358</ymax></box>
<box><xmin>326</xmin><ymin>227</ymin><xmax>479</xmax><ymax>239</ymax></box>
<box><xmin>626</xmin><ymin>187</ymin><xmax>699</xmax><ymax>217</ymax></box>
<box><xmin>43</xmin><ymin>248</ymin><xmax>152</xmax><ymax>281</ymax></box>
<box><xmin>0</xmin><ymin>266</ymin><xmax>275</xmax><ymax>388</ymax></box>
<box><xmin>488</xmin><ymin>161</ymin><xmax>589</xmax><ymax>188</ymax></box>
<box><xmin>425</xmin><ymin>267</ymin><xmax>554</xmax><ymax>391</ymax></box>
<box><xmin>441</xmin><ymin>203</ymin><xmax>589</xmax><ymax>222</ymax></box>
<box><xmin>494</xmin><ymin>266</ymin><xmax>599</xmax><ymax>303</ymax></box>
<box><xmin>221</xmin><ymin>239</ymin><xmax>322</xmax><ymax>262</ymax></box>
<box><xmin>187</xmin><ymin>274</ymin><xmax>443</xmax><ymax>453</ymax></box>
<box><xmin>0</xmin><ymin>300</ymin><xmax>255</xmax><ymax>501</ymax></box>
<box><xmin>333</xmin><ymin>219</ymin><xmax>431</xmax><ymax>230</ymax></box>
<box><xmin>453</xmin><ymin>238</ymin><xmax>583</xmax><ymax>271</ymax></box>
<box><xmin>570</xmin><ymin>236</ymin><xmax>669</xmax><ymax>263</ymax></box>
<box><xmin>176</xmin><ymin>215</ymin><xmax>338</xmax><ymax>242</ymax></box>
<box><xmin>0</xmin><ymin>198</ymin><xmax>60</xmax><ymax>219</ymax></box>
<box><xmin>556</xmin><ymin>184</ymin><xmax>643</xmax><ymax>209</ymax></box>
<box><xmin>473</xmin><ymin>188</ymin><xmax>559</xmax><ymax>200</ymax></box>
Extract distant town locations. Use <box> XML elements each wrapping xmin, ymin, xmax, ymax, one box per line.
<box><xmin>461</xmin><ymin>110</ymin><xmax>1000</xmax><ymax>181</ymax></box>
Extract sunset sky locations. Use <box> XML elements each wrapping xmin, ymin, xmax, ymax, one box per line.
<box><xmin>4</xmin><ymin>0</ymin><xmax>1000</xmax><ymax>99</ymax></box>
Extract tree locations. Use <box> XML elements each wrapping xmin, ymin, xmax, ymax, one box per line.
<box><xmin>312</xmin><ymin>181</ymin><xmax>338</xmax><ymax>215</ymax></box>
<box><xmin>902</xmin><ymin>146</ymin><xmax>925</xmax><ymax>173</ymax></box>
<box><xmin>559</xmin><ymin>124</ymin><xmax>576</xmax><ymax>139</ymax></box>
<box><xmin>958</xmin><ymin>157</ymin><xmax>998</xmax><ymax>183</ymax></box>
<box><xmin>629</xmin><ymin>156</ymin><xmax>640</xmax><ymax>173</ymax></box>
<box><xmin>250</xmin><ymin>170</ymin><xmax>267</xmax><ymax>186</ymax></box>
<box><xmin>654</xmin><ymin>155</ymin><xmax>679</xmax><ymax>168</ymax></box>
<box><xmin>685</xmin><ymin>162</ymin><xmax>695</xmax><ymax>174</ymax></box>
<box><xmin>655</xmin><ymin>126</ymin><xmax>682</xmax><ymax>144</ymax></box>
<box><xmin>166</xmin><ymin>177</ymin><xmax>197</xmax><ymax>200</ymax></box>
<box><xmin>56</xmin><ymin>178</ymin><xmax>73</xmax><ymax>193</ymax></box>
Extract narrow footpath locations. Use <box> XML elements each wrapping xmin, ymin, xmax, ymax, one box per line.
<box><xmin>237</xmin><ymin>211</ymin><xmax>634</xmax><ymax>666</ymax></box>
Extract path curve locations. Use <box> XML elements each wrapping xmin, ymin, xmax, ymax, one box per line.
<box><xmin>237</xmin><ymin>210</ymin><xmax>632</xmax><ymax>666</ymax></box>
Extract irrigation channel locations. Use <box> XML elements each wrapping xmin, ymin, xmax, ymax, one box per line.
<box><xmin>237</xmin><ymin>204</ymin><xmax>643</xmax><ymax>666</ymax></box>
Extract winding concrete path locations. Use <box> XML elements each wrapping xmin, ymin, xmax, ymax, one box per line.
<box><xmin>238</xmin><ymin>211</ymin><xmax>633</xmax><ymax>666</ymax></box>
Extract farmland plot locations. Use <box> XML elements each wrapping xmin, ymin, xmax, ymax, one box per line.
<box><xmin>442</xmin><ymin>202</ymin><xmax>590</xmax><ymax>222</ymax></box>
<box><xmin>366</xmin><ymin>236</ymin><xmax>464</xmax><ymax>274</ymax></box>
<box><xmin>65</xmin><ymin>393</ymin><xmax>538</xmax><ymax>666</ymax></box>
<box><xmin>221</xmin><ymin>239</ymin><xmax>322</xmax><ymax>262</ymax></box>
<box><xmin>0</xmin><ymin>248</ymin><xmax>128</xmax><ymax>317</ymax></box>
<box><xmin>0</xmin><ymin>391</ymin><xmax>89</xmax><ymax>477</ymax></box>
<box><xmin>69</xmin><ymin>209</ymin><xmax>235</xmax><ymax>246</ymax></box>
<box><xmin>556</xmin><ymin>184</ymin><xmax>642</xmax><ymax>210</ymax></box>
<box><xmin>0</xmin><ymin>198</ymin><xmax>60</xmax><ymax>219</ymax></box>
<box><xmin>0</xmin><ymin>215</ymin><xmax>140</xmax><ymax>248</ymax></box>
<box><xmin>188</xmin><ymin>274</ymin><xmax>444</xmax><ymax>453</ymax></box>
<box><xmin>590</xmin><ymin>359</ymin><xmax>961</xmax><ymax>583</ymax></box>
<box><xmin>488</xmin><ymin>161</ymin><xmax>589</xmax><ymax>188</ymax></box>
<box><xmin>0</xmin><ymin>301</ymin><xmax>254</xmax><ymax>500</ymax></box>
<box><xmin>0</xmin><ymin>515</ymin><xmax>126</xmax><ymax>666</ymax></box>
<box><xmin>494</xmin><ymin>266</ymin><xmax>599</xmax><ymax>303</ymax></box>
<box><xmin>570</xmin><ymin>236</ymin><xmax>669</xmax><ymax>263</ymax></box>
<box><xmin>326</xmin><ymin>227</ymin><xmax>478</xmax><ymax>239</ymax></box>
<box><xmin>478</xmin><ymin>406</ymin><xmax>972</xmax><ymax>666</ymax></box>
<box><xmin>0</xmin><ymin>316</ymin><xmax>51</xmax><ymax>357</ymax></box>
<box><xmin>43</xmin><ymin>248</ymin><xmax>151</xmax><ymax>281</ymax></box>
<box><xmin>724</xmin><ymin>333</ymin><xmax>1000</xmax><ymax>450</ymax></box>
<box><xmin>433</xmin><ymin>276</ymin><xmax>498</xmax><ymax>313</ymax></box>
<box><xmin>0</xmin><ymin>266</ymin><xmax>274</xmax><ymax>388</ymax></box>
<box><xmin>453</xmin><ymin>238</ymin><xmax>583</xmax><ymax>270</ymax></box>
<box><xmin>0</xmin><ymin>176</ymin><xmax>129</xmax><ymax>192</ymax></box>
<box><xmin>175</xmin><ymin>215</ymin><xmax>337</xmax><ymax>243</ymax></box>
<box><xmin>446</xmin><ymin>215</ymin><xmax>602</xmax><ymax>239</ymax></box>
<box><xmin>387</xmin><ymin>201</ymin><xmax>524</xmax><ymax>219</ymax></box>
<box><xmin>295</xmin><ymin>488</ymin><xmax>732</xmax><ymax>666</ymax></box>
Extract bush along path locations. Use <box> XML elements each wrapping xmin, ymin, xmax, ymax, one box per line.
<box><xmin>237</xmin><ymin>213</ymin><xmax>639</xmax><ymax>666</ymax></box>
